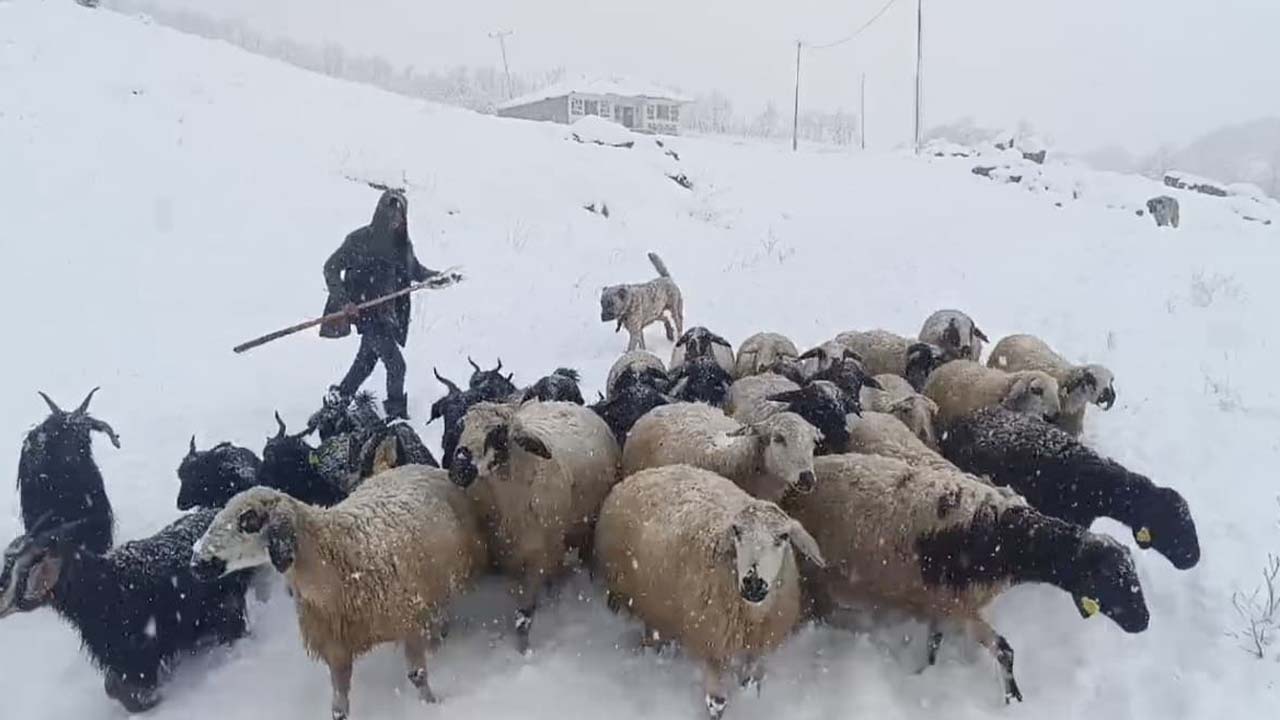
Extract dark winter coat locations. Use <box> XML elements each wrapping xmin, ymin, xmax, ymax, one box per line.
<box><xmin>320</xmin><ymin>190</ymin><xmax>435</xmax><ymax>346</ymax></box>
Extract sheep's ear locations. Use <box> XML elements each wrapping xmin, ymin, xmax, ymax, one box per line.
<box><xmin>972</xmin><ymin>325</ymin><xmax>990</xmax><ymax>343</ymax></box>
<box><xmin>766</xmin><ymin>390</ymin><xmax>804</xmax><ymax>404</ymax></box>
<box><xmin>786</xmin><ymin>519</ymin><xmax>826</xmax><ymax>568</ymax></box>
<box><xmin>860</xmin><ymin>374</ymin><xmax>884</xmax><ymax>391</ymax></box>
<box><xmin>798</xmin><ymin>347</ymin><xmax>824</xmax><ymax>361</ymax></box>
<box><xmin>709</xmin><ymin>333</ymin><xmax>732</xmax><ymax>348</ymax></box>
<box><xmin>841</xmin><ymin>349</ymin><xmax>865</xmax><ymax>363</ymax></box>
<box><xmin>1003</xmin><ymin>376</ymin><xmax>1031</xmax><ymax>406</ymax></box>
<box><xmin>266</xmin><ymin>516</ymin><xmax>296</xmax><ymax>573</ymax></box>
<box><xmin>513</xmin><ymin>431</ymin><xmax>552</xmax><ymax>459</ymax></box>
<box><xmin>727</xmin><ymin>424</ymin><xmax>757</xmax><ymax>438</ymax></box>
<box><xmin>483</xmin><ymin>425</ymin><xmax>510</xmax><ymax>466</ymax></box>
<box><xmin>23</xmin><ymin>553</ymin><xmax>64</xmax><ymax>605</ymax></box>
<box><xmin>371</xmin><ymin>437</ymin><xmax>398</xmax><ymax>474</ymax></box>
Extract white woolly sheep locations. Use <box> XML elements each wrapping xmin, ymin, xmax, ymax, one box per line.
<box><xmin>833</xmin><ymin>330</ymin><xmax>946</xmax><ymax>391</ymax></box>
<box><xmin>859</xmin><ymin>374</ymin><xmax>941</xmax><ymax>449</ymax></box>
<box><xmin>596</xmin><ymin>465</ymin><xmax>825</xmax><ymax>720</ymax></box>
<box><xmin>919</xmin><ymin>309</ymin><xmax>989</xmax><ymax>362</ymax></box>
<box><xmin>191</xmin><ymin>466</ymin><xmax>486</xmax><ymax>720</ymax></box>
<box><xmin>837</xmin><ymin>411</ymin><xmax>957</xmax><ymax>473</ymax></box>
<box><xmin>724</xmin><ymin>374</ymin><xmax>801</xmax><ymax>425</ymax></box>
<box><xmin>447</xmin><ymin>401</ymin><xmax>621</xmax><ymax>654</ymax></box>
<box><xmin>797</xmin><ymin>339</ymin><xmax>863</xmax><ymax>379</ymax></box>
<box><xmin>784</xmin><ymin>453</ymin><xmax>1150</xmax><ymax>703</ymax></box>
<box><xmin>670</xmin><ymin>326</ymin><xmax>735</xmax><ymax>376</ymax></box>
<box><xmin>733</xmin><ymin>332</ymin><xmax>800</xmax><ymax>379</ymax></box>
<box><xmin>606</xmin><ymin>350</ymin><xmax>669</xmax><ymax>399</ymax></box>
<box><xmin>623</xmin><ymin>403</ymin><xmax>821</xmax><ymax>502</ymax></box>
<box><xmin>923</xmin><ymin>360</ymin><xmax>1061</xmax><ymax>429</ymax></box>
<box><xmin>987</xmin><ymin>334</ymin><xmax>1117</xmax><ymax>436</ymax></box>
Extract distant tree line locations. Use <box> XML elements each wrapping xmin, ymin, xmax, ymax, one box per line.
<box><xmin>680</xmin><ymin>92</ymin><xmax>861</xmax><ymax>146</ymax></box>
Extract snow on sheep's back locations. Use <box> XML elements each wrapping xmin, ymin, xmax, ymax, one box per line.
<box><xmin>1</xmin><ymin>1</ymin><xmax>1278</xmax><ymax>718</ymax></box>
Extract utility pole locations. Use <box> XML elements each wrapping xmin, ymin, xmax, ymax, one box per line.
<box><xmin>488</xmin><ymin>30</ymin><xmax>514</xmax><ymax>99</ymax></box>
<box><xmin>859</xmin><ymin>73</ymin><xmax>867</xmax><ymax>150</ymax></box>
<box><xmin>913</xmin><ymin>0</ymin><xmax>923</xmax><ymax>153</ymax></box>
<box><xmin>792</xmin><ymin>40</ymin><xmax>802</xmax><ymax>152</ymax></box>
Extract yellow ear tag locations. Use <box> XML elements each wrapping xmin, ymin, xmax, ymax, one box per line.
<box><xmin>1080</xmin><ymin>596</ymin><xmax>1101</xmax><ymax>618</ymax></box>
<box><xmin>308</xmin><ymin>452</ymin><xmax>319</xmax><ymax>468</ymax></box>
<box><xmin>1136</xmin><ymin>527</ymin><xmax>1152</xmax><ymax>546</ymax></box>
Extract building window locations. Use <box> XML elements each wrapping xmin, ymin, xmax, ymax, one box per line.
<box><xmin>571</xmin><ymin>98</ymin><xmax>584</xmax><ymax>115</ymax></box>
<box><xmin>646</xmin><ymin>105</ymin><xmax>656</xmax><ymax>120</ymax></box>
<box><xmin>655</xmin><ymin>105</ymin><xmax>670</xmax><ymax>121</ymax></box>
<box><xmin>598</xmin><ymin>101</ymin><xmax>611</xmax><ymax>118</ymax></box>
<box><xmin>670</xmin><ymin>105</ymin><xmax>680</xmax><ymax>122</ymax></box>
<box><xmin>584</xmin><ymin>99</ymin><xmax>599</xmax><ymax>116</ymax></box>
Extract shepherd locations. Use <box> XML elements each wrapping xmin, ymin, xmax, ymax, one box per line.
<box><xmin>320</xmin><ymin>189</ymin><xmax>440</xmax><ymax>420</ymax></box>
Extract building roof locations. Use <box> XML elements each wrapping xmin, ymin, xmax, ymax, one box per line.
<box><xmin>497</xmin><ymin>76</ymin><xmax>692</xmax><ymax>110</ymax></box>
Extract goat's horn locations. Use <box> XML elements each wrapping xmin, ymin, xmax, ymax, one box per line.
<box><xmin>468</xmin><ymin>356</ymin><xmax>481</xmax><ymax>373</ymax></box>
<box><xmin>74</xmin><ymin>387</ymin><xmax>101</xmax><ymax>415</ymax></box>
<box><xmin>37</xmin><ymin>391</ymin><xmax>63</xmax><ymax>415</ymax></box>
<box><xmin>495</xmin><ymin>357</ymin><xmax>503</xmax><ymax>372</ymax></box>
<box><xmin>188</xmin><ymin>435</ymin><xmax>198</xmax><ymax>456</ymax></box>
<box><xmin>274</xmin><ymin>411</ymin><xmax>287</xmax><ymax>439</ymax></box>
<box><xmin>433</xmin><ymin>367</ymin><xmax>461</xmax><ymax>394</ymax></box>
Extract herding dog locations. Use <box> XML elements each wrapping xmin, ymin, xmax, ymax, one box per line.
<box><xmin>600</xmin><ymin>253</ymin><xmax>684</xmax><ymax>351</ymax></box>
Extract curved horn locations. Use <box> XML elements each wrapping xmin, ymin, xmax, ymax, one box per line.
<box><xmin>37</xmin><ymin>392</ymin><xmax>64</xmax><ymax>415</ymax></box>
<box><xmin>84</xmin><ymin>417</ymin><xmax>121</xmax><ymax>449</ymax></box>
<box><xmin>188</xmin><ymin>435</ymin><xmax>198</xmax><ymax>457</ymax></box>
<box><xmin>468</xmin><ymin>356</ymin><xmax>481</xmax><ymax>374</ymax></box>
<box><xmin>433</xmin><ymin>367</ymin><xmax>461</xmax><ymax>394</ymax></box>
<box><xmin>274</xmin><ymin>411</ymin><xmax>288</xmax><ymax>439</ymax></box>
<box><xmin>495</xmin><ymin>357</ymin><xmax>503</xmax><ymax>372</ymax></box>
<box><xmin>74</xmin><ymin>387</ymin><xmax>101</xmax><ymax>415</ymax></box>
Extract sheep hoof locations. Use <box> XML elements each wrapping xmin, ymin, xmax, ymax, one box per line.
<box><xmin>1004</xmin><ymin>683</ymin><xmax>1024</xmax><ymax>704</ymax></box>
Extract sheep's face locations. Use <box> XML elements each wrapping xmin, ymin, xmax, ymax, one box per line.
<box><xmin>753</xmin><ymin>413</ymin><xmax>822</xmax><ymax>494</ymax></box>
<box><xmin>728</xmin><ymin>505</ymin><xmax>826</xmax><ymax>606</ymax></box>
<box><xmin>1004</xmin><ymin>372</ymin><xmax>1062</xmax><ymax>422</ymax></box>
<box><xmin>450</xmin><ymin>404</ymin><xmax>519</xmax><ymax>487</ymax></box>
<box><xmin>191</xmin><ymin>488</ymin><xmax>291</xmax><ymax>578</ymax></box>
<box><xmin>669</xmin><ymin>358</ymin><xmax>733</xmax><ymax>406</ymax></box>
<box><xmin>1133</xmin><ymin>486</ymin><xmax>1199</xmax><ymax>569</ymax></box>
<box><xmin>177</xmin><ymin>441</ymin><xmax>260</xmax><ymax>511</ymax></box>
<box><xmin>1070</xmin><ymin>536</ymin><xmax>1149</xmax><ymax>633</ymax></box>
<box><xmin>600</xmin><ymin>286</ymin><xmax>629</xmax><ymax>322</ymax></box>
<box><xmin>808</xmin><ymin>357</ymin><xmax>881</xmax><ymax>402</ymax></box>
<box><xmin>905</xmin><ymin>343</ymin><xmax>947</xmax><ymax>391</ymax></box>
<box><xmin>767</xmin><ymin>383</ymin><xmax>851</xmax><ymax>449</ymax></box>
<box><xmin>888</xmin><ymin>396</ymin><xmax>940</xmax><ymax>449</ymax></box>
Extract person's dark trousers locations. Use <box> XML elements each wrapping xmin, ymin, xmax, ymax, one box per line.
<box><xmin>336</xmin><ymin>329</ymin><xmax>408</xmax><ymax>418</ymax></box>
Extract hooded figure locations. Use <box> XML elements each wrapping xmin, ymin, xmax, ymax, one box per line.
<box><xmin>321</xmin><ymin>189</ymin><xmax>438</xmax><ymax>419</ymax></box>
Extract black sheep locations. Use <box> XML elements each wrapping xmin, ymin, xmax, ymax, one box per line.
<box><xmin>766</xmin><ymin>381</ymin><xmax>857</xmax><ymax>452</ymax></box>
<box><xmin>467</xmin><ymin>356</ymin><xmax>518</xmax><ymax>400</ymax></box>
<box><xmin>590</xmin><ymin>367</ymin><xmax>674</xmax><ymax>445</ymax></box>
<box><xmin>0</xmin><ymin>510</ymin><xmax>252</xmax><ymax>712</ymax></box>
<box><xmin>905</xmin><ymin>342</ymin><xmax>947</xmax><ymax>392</ymax></box>
<box><xmin>18</xmin><ymin>389</ymin><xmax>119</xmax><ymax>554</ymax></box>
<box><xmin>668</xmin><ymin>356</ymin><xmax>734</xmax><ymax>407</ymax></box>
<box><xmin>520</xmin><ymin>368</ymin><xmax>585</xmax><ymax>405</ymax></box>
<box><xmin>176</xmin><ymin>437</ymin><xmax>263</xmax><ymax>510</ymax></box>
<box><xmin>808</xmin><ymin>355</ymin><xmax>883</xmax><ymax>401</ymax></box>
<box><xmin>940</xmin><ymin>406</ymin><xmax>1200</xmax><ymax>569</ymax></box>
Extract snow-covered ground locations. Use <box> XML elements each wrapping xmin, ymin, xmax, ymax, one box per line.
<box><xmin>2</xmin><ymin>1</ymin><xmax>1279</xmax><ymax>717</ymax></box>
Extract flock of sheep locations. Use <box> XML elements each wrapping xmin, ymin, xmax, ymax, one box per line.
<box><xmin>1</xmin><ymin>302</ymin><xmax>1199</xmax><ymax>720</ymax></box>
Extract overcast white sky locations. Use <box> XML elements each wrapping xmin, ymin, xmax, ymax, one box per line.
<box><xmin>119</xmin><ymin>0</ymin><xmax>1280</xmax><ymax>152</ymax></box>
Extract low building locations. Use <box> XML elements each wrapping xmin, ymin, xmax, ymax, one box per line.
<box><xmin>497</xmin><ymin>77</ymin><xmax>691</xmax><ymax>135</ymax></box>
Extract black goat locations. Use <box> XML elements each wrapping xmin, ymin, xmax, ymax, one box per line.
<box><xmin>520</xmin><ymin>368</ymin><xmax>585</xmax><ymax>405</ymax></box>
<box><xmin>668</xmin><ymin>355</ymin><xmax>734</xmax><ymax>407</ymax></box>
<box><xmin>259</xmin><ymin>413</ymin><xmax>347</xmax><ymax>507</ymax></box>
<box><xmin>590</xmin><ymin>367</ymin><xmax>674</xmax><ymax>445</ymax></box>
<box><xmin>176</xmin><ymin>437</ymin><xmax>263</xmax><ymax>510</ymax></box>
<box><xmin>429</xmin><ymin>368</ymin><xmax>491</xmax><ymax>469</ymax></box>
<box><xmin>467</xmin><ymin>356</ymin><xmax>518</xmax><ymax>400</ymax></box>
<box><xmin>18</xmin><ymin>389</ymin><xmax>119</xmax><ymax>554</ymax></box>
<box><xmin>306</xmin><ymin>390</ymin><xmax>382</xmax><ymax>442</ymax></box>
<box><xmin>940</xmin><ymin>406</ymin><xmax>1200</xmax><ymax>570</ymax></box>
<box><xmin>0</xmin><ymin>511</ymin><xmax>252</xmax><ymax>712</ymax></box>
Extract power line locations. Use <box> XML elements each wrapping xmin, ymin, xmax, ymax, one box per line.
<box><xmin>488</xmin><ymin>30</ymin><xmax>514</xmax><ymax>99</ymax></box>
<box><xmin>806</xmin><ymin>0</ymin><xmax>903</xmax><ymax>51</ymax></box>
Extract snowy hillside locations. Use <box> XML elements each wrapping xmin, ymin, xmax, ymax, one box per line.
<box><xmin>2</xmin><ymin>1</ymin><xmax>1279</xmax><ymax>718</ymax></box>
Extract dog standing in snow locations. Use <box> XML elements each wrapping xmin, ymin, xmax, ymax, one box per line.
<box><xmin>600</xmin><ymin>252</ymin><xmax>684</xmax><ymax>351</ymax></box>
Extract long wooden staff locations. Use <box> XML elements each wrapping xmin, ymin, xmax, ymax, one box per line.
<box><xmin>232</xmin><ymin>267</ymin><xmax>463</xmax><ymax>354</ymax></box>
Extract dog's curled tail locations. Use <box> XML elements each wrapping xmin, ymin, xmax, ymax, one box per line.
<box><xmin>647</xmin><ymin>252</ymin><xmax>672</xmax><ymax>279</ymax></box>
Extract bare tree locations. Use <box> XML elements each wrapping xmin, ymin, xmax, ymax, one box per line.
<box><xmin>1231</xmin><ymin>553</ymin><xmax>1280</xmax><ymax>659</ymax></box>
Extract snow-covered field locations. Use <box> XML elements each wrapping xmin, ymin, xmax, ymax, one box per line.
<box><xmin>2</xmin><ymin>1</ymin><xmax>1279</xmax><ymax>717</ymax></box>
